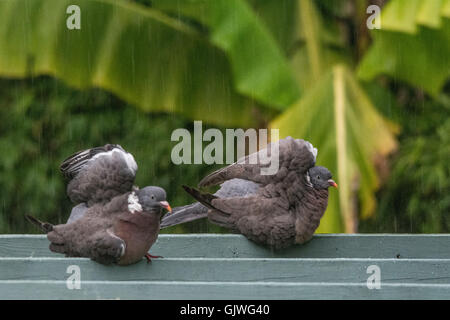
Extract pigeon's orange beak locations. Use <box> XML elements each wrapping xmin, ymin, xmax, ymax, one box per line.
<box><xmin>159</xmin><ymin>201</ymin><xmax>172</xmax><ymax>213</ymax></box>
<box><xmin>328</xmin><ymin>179</ymin><xmax>338</xmax><ymax>188</ymax></box>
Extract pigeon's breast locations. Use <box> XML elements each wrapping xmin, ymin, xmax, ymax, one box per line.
<box><xmin>293</xmin><ymin>188</ymin><xmax>329</xmax><ymax>244</ymax></box>
<box><xmin>114</xmin><ymin>214</ymin><xmax>160</xmax><ymax>265</ymax></box>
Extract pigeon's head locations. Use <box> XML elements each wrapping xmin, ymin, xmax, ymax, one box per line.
<box><xmin>128</xmin><ymin>186</ymin><xmax>172</xmax><ymax>215</ymax></box>
<box><xmin>307</xmin><ymin>166</ymin><xmax>338</xmax><ymax>190</ymax></box>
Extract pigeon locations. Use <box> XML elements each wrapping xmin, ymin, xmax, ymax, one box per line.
<box><xmin>161</xmin><ymin>137</ymin><xmax>337</xmax><ymax>249</ymax></box>
<box><xmin>26</xmin><ymin>186</ymin><xmax>172</xmax><ymax>265</ymax></box>
<box><xmin>60</xmin><ymin>144</ymin><xmax>138</xmax><ymax>224</ymax></box>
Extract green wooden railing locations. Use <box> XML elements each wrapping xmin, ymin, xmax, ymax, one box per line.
<box><xmin>0</xmin><ymin>234</ymin><xmax>449</xmax><ymax>299</ymax></box>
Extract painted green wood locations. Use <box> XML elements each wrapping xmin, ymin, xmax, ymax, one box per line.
<box><xmin>0</xmin><ymin>280</ymin><xmax>449</xmax><ymax>300</ymax></box>
<box><xmin>1</xmin><ymin>257</ymin><xmax>449</xmax><ymax>284</ymax></box>
<box><xmin>1</xmin><ymin>234</ymin><xmax>450</xmax><ymax>259</ymax></box>
<box><xmin>0</xmin><ymin>234</ymin><xmax>449</xmax><ymax>299</ymax></box>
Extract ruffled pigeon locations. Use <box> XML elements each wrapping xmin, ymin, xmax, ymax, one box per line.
<box><xmin>60</xmin><ymin>144</ymin><xmax>138</xmax><ymax>223</ymax></box>
<box><xmin>26</xmin><ymin>186</ymin><xmax>171</xmax><ymax>265</ymax></box>
<box><xmin>161</xmin><ymin>137</ymin><xmax>337</xmax><ymax>249</ymax></box>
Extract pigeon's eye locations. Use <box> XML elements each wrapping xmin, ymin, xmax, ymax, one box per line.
<box><xmin>317</xmin><ymin>176</ymin><xmax>321</xmax><ymax>180</ymax></box>
<box><xmin>151</xmin><ymin>195</ymin><xmax>155</xmax><ymax>200</ymax></box>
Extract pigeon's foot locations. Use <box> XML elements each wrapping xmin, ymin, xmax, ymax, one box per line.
<box><xmin>145</xmin><ymin>253</ymin><xmax>163</xmax><ymax>263</ymax></box>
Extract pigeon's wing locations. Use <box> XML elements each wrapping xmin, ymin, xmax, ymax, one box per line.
<box><xmin>160</xmin><ymin>202</ymin><xmax>208</xmax><ymax>228</ymax></box>
<box><xmin>61</xmin><ymin>144</ymin><xmax>138</xmax><ymax>206</ymax></box>
<box><xmin>181</xmin><ymin>186</ymin><xmax>295</xmax><ymax>249</ymax></box>
<box><xmin>47</xmin><ymin>224</ymin><xmax>125</xmax><ymax>265</ymax></box>
<box><xmin>210</xmin><ymin>196</ymin><xmax>295</xmax><ymax>249</ymax></box>
<box><xmin>60</xmin><ymin>144</ymin><xmax>118</xmax><ymax>180</ymax></box>
<box><xmin>86</xmin><ymin>228</ymin><xmax>126</xmax><ymax>265</ymax></box>
<box><xmin>160</xmin><ymin>179</ymin><xmax>260</xmax><ymax>229</ymax></box>
<box><xmin>66</xmin><ymin>203</ymin><xmax>88</xmax><ymax>224</ymax></box>
<box><xmin>198</xmin><ymin>137</ymin><xmax>317</xmax><ymax>187</ymax></box>
<box><xmin>215</xmin><ymin>179</ymin><xmax>260</xmax><ymax>198</ymax></box>
<box><xmin>234</xmin><ymin>208</ymin><xmax>296</xmax><ymax>250</ymax></box>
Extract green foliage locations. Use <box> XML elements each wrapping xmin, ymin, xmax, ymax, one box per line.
<box><xmin>151</xmin><ymin>0</ymin><xmax>301</xmax><ymax>109</ymax></box>
<box><xmin>360</xmin><ymin>99</ymin><xmax>450</xmax><ymax>233</ymax></box>
<box><xmin>0</xmin><ymin>77</ymin><xmax>226</xmax><ymax>234</ymax></box>
<box><xmin>0</xmin><ymin>0</ymin><xmax>300</xmax><ymax>127</ymax></box>
<box><xmin>358</xmin><ymin>0</ymin><xmax>450</xmax><ymax>96</ymax></box>
<box><xmin>0</xmin><ymin>0</ymin><xmax>448</xmax><ymax>235</ymax></box>
<box><xmin>356</xmin><ymin>0</ymin><xmax>450</xmax><ymax>232</ymax></box>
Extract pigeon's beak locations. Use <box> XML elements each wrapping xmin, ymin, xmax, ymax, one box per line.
<box><xmin>159</xmin><ymin>201</ymin><xmax>172</xmax><ymax>213</ymax></box>
<box><xmin>328</xmin><ymin>179</ymin><xmax>338</xmax><ymax>188</ymax></box>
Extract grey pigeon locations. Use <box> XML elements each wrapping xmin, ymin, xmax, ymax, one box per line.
<box><xmin>26</xmin><ymin>186</ymin><xmax>172</xmax><ymax>265</ymax></box>
<box><xmin>161</xmin><ymin>137</ymin><xmax>337</xmax><ymax>249</ymax></box>
<box><xmin>60</xmin><ymin>144</ymin><xmax>138</xmax><ymax>224</ymax></box>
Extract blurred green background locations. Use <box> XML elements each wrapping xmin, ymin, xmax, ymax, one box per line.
<box><xmin>0</xmin><ymin>0</ymin><xmax>448</xmax><ymax>234</ymax></box>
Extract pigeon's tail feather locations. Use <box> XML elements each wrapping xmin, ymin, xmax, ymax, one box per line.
<box><xmin>198</xmin><ymin>168</ymin><xmax>228</xmax><ymax>187</ymax></box>
<box><xmin>160</xmin><ymin>202</ymin><xmax>208</xmax><ymax>228</ymax></box>
<box><xmin>182</xmin><ymin>185</ymin><xmax>234</xmax><ymax>229</ymax></box>
<box><xmin>25</xmin><ymin>215</ymin><xmax>53</xmax><ymax>233</ymax></box>
<box><xmin>182</xmin><ymin>186</ymin><xmax>218</xmax><ymax>209</ymax></box>
<box><xmin>49</xmin><ymin>243</ymin><xmax>66</xmax><ymax>254</ymax></box>
<box><xmin>208</xmin><ymin>210</ymin><xmax>232</xmax><ymax>228</ymax></box>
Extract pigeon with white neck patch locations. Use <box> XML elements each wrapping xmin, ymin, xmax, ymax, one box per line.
<box><xmin>59</xmin><ymin>144</ymin><xmax>139</xmax><ymax>224</ymax></box>
<box><xmin>161</xmin><ymin>137</ymin><xmax>337</xmax><ymax>249</ymax></box>
<box><xmin>26</xmin><ymin>186</ymin><xmax>172</xmax><ymax>265</ymax></box>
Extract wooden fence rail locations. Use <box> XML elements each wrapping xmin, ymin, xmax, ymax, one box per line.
<box><xmin>0</xmin><ymin>234</ymin><xmax>449</xmax><ymax>299</ymax></box>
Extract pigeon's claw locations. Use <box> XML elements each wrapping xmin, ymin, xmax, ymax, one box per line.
<box><xmin>145</xmin><ymin>253</ymin><xmax>163</xmax><ymax>263</ymax></box>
